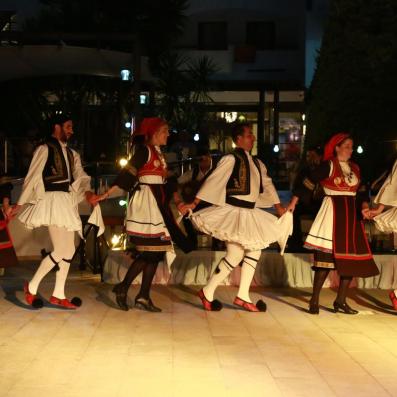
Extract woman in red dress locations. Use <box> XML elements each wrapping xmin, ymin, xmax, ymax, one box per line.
<box><xmin>288</xmin><ymin>133</ymin><xmax>379</xmax><ymax>314</ymax></box>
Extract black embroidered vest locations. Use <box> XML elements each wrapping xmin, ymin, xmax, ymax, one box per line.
<box><xmin>43</xmin><ymin>137</ymin><xmax>75</xmax><ymax>192</ymax></box>
<box><xmin>225</xmin><ymin>148</ymin><xmax>263</xmax><ymax>198</ymax></box>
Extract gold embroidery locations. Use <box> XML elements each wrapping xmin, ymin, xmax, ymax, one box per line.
<box><xmin>227</xmin><ymin>151</ymin><xmax>248</xmax><ymax>195</ymax></box>
<box><xmin>334</xmin><ymin>252</ymin><xmax>372</xmax><ymax>258</ymax></box>
<box><xmin>44</xmin><ymin>141</ymin><xmax>74</xmax><ymax>182</ymax></box>
<box><xmin>314</xmin><ymin>261</ymin><xmax>335</xmax><ymax>269</ymax></box>
<box><xmin>303</xmin><ymin>177</ymin><xmax>315</xmax><ymax>191</ymax></box>
<box><xmin>45</xmin><ymin>141</ymin><xmax>64</xmax><ymax>181</ymax></box>
<box><xmin>136</xmin><ymin>245</ymin><xmax>172</xmax><ymax>252</ymax></box>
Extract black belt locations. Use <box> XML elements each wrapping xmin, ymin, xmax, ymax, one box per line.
<box><xmin>226</xmin><ymin>196</ymin><xmax>255</xmax><ymax>209</ymax></box>
<box><xmin>139</xmin><ymin>182</ymin><xmax>165</xmax><ymax>186</ymax></box>
<box><xmin>44</xmin><ymin>182</ymin><xmax>70</xmax><ymax>192</ymax></box>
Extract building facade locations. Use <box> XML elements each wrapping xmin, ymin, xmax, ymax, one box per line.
<box><xmin>171</xmin><ymin>0</ymin><xmax>329</xmax><ymax>183</ymax></box>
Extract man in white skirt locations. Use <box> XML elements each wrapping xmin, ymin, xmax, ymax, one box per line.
<box><xmin>12</xmin><ymin>114</ymin><xmax>95</xmax><ymax>309</ymax></box>
<box><xmin>181</xmin><ymin>123</ymin><xmax>293</xmax><ymax>312</ymax></box>
<box><xmin>370</xmin><ymin>158</ymin><xmax>397</xmax><ymax>310</ymax></box>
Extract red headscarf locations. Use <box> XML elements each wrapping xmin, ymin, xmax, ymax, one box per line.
<box><xmin>134</xmin><ymin>117</ymin><xmax>167</xmax><ymax>137</ymax></box>
<box><xmin>323</xmin><ymin>132</ymin><xmax>350</xmax><ymax>161</ymax></box>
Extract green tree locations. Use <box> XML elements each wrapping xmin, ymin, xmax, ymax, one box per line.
<box><xmin>306</xmin><ymin>0</ymin><xmax>397</xmax><ymax>177</ymax></box>
<box><xmin>152</xmin><ymin>53</ymin><xmax>218</xmax><ymax>135</ymax></box>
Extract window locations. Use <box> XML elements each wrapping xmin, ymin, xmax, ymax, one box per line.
<box><xmin>246</xmin><ymin>21</ymin><xmax>276</xmax><ymax>50</ymax></box>
<box><xmin>198</xmin><ymin>22</ymin><xmax>228</xmax><ymax>50</ymax></box>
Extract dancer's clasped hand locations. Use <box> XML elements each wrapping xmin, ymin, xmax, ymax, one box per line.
<box><xmin>274</xmin><ymin>203</ymin><xmax>286</xmax><ymax>217</ymax></box>
<box><xmin>367</xmin><ymin>204</ymin><xmax>384</xmax><ymax>219</ymax></box>
<box><xmin>361</xmin><ymin>203</ymin><xmax>384</xmax><ymax>220</ymax></box>
<box><xmin>9</xmin><ymin>204</ymin><xmax>21</xmax><ymax>219</ymax></box>
<box><xmin>285</xmin><ymin>196</ymin><xmax>299</xmax><ymax>214</ymax></box>
<box><xmin>85</xmin><ymin>191</ymin><xmax>100</xmax><ymax>207</ymax></box>
<box><xmin>178</xmin><ymin>202</ymin><xmax>195</xmax><ymax>216</ymax></box>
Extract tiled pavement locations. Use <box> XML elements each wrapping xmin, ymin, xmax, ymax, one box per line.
<box><xmin>0</xmin><ymin>264</ymin><xmax>397</xmax><ymax>397</ymax></box>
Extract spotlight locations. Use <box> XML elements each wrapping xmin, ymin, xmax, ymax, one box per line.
<box><xmin>357</xmin><ymin>145</ymin><xmax>364</xmax><ymax>154</ymax></box>
<box><xmin>125</xmin><ymin>122</ymin><xmax>131</xmax><ymax>128</ymax></box>
<box><xmin>193</xmin><ymin>133</ymin><xmax>200</xmax><ymax>142</ymax></box>
<box><xmin>119</xmin><ymin>158</ymin><xmax>128</xmax><ymax>167</ymax></box>
<box><xmin>111</xmin><ymin>234</ymin><xmax>121</xmax><ymax>246</ymax></box>
<box><xmin>273</xmin><ymin>144</ymin><xmax>280</xmax><ymax>153</ymax></box>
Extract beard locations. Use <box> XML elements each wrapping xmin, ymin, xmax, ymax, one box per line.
<box><xmin>59</xmin><ymin>128</ymin><xmax>71</xmax><ymax>142</ymax></box>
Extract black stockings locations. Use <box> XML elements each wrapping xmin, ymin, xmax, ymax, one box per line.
<box><xmin>311</xmin><ymin>269</ymin><xmax>353</xmax><ymax>305</ymax></box>
<box><xmin>310</xmin><ymin>268</ymin><xmax>330</xmax><ymax>305</ymax></box>
<box><xmin>119</xmin><ymin>252</ymin><xmax>163</xmax><ymax>300</ymax></box>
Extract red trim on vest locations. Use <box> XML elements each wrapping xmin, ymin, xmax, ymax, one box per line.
<box><xmin>320</xmin><ymin>158</ymin><xmax>360</xmax><ymax>192</ymax></box>
<box><xmin>137</xmin><ymin>145</ymin><xmax>167</xmax><ymax>178</ymax></box>
<box><xmin>0</xmin><ymin>219</ymin><xmax>13</xmax><ymax>250</ymax></box>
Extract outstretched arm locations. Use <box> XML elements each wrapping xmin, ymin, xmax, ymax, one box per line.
<box><xmin>94</xmin><ymin>145</ymin><xmax>149</xmax><ymax>203</ymax></box>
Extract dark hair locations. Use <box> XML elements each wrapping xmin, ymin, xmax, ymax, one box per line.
<box><xmin>231</xmin><ymin>122</ymin><xmax>252</xmax><ymax>143</ymax></box>
<box><xmin>307</xmin><ymin>145</ymin><xmax>323</xmax><ymax>157</ymax></box>
<box><xmin>49</xmin><ymin>113</ymin><xmax>72</xmax><ymax>129</ymax></box>
<box><xmin>46</xmin><ymin>113</ymin><xmax>72</xmax><ymax>136</ymax></box>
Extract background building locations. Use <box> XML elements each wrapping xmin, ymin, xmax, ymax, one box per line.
<box><xmin>173</xmin><ymin>0</ymin><xmax>329</xmax><ymax>183</ymax></box>
<box><xmin>0</xmin><ymin>0</ymin><xmax>330</xmax><ymax>184</ymax></box>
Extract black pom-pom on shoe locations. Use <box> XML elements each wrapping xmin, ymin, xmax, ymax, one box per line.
<box><xmin>71</xmin><ymin>297</ymin><xmax>82</xmax><ymax>307</ymax></box>
<box><xmin>32</xmin><ymin>298</ymin><xmax>44</xmax><ymax>309</ymax></box>
<box><xmin>256</xmin><ymin>300</ymin><xmax>267</xmax><ymax>312</ymax></box>
<box><xmin>211</xmin><ymin>299</ymin><xmax>223</xmax><ymax>311</ymax></box>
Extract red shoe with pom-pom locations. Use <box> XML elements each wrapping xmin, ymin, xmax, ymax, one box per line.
<box><xmin>198</xmin><ymin>289</ymin><xmax>223</xmax><ymax>311</ymax></box>
<box><xmin>233</xmin><ymin>297</ymin><xmax>267</xmax><ymax>312</ymax></box>
<box><xmin>49</xmin><ymin>296</ymin><xmax>82</xmax><ymax>309</ymax></box>
<box><xmin>389</xmin><ymin>291</ymin><xmax>397</xmax><ymax>310</ymax></box>
<box><xmin>23</xmin><ymin>281</ymin><xmax>43</xmax><ymax>308</ymax></box>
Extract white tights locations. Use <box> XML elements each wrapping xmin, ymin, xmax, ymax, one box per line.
<box><xmin>28</xmin><ymin>226</ymin><xmax>76</xmax><ymax>299</ymax></box>
<box><xmin>203</xmin><ymin>242</ymin><xmax>261</xmax><ymax>303</ymax></box>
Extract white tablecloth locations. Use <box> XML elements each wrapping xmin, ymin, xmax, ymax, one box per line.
<box><xmin>103</xmin><ymin>250</ymin><xmax>397</xmax><ymax>289</ymax></box>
